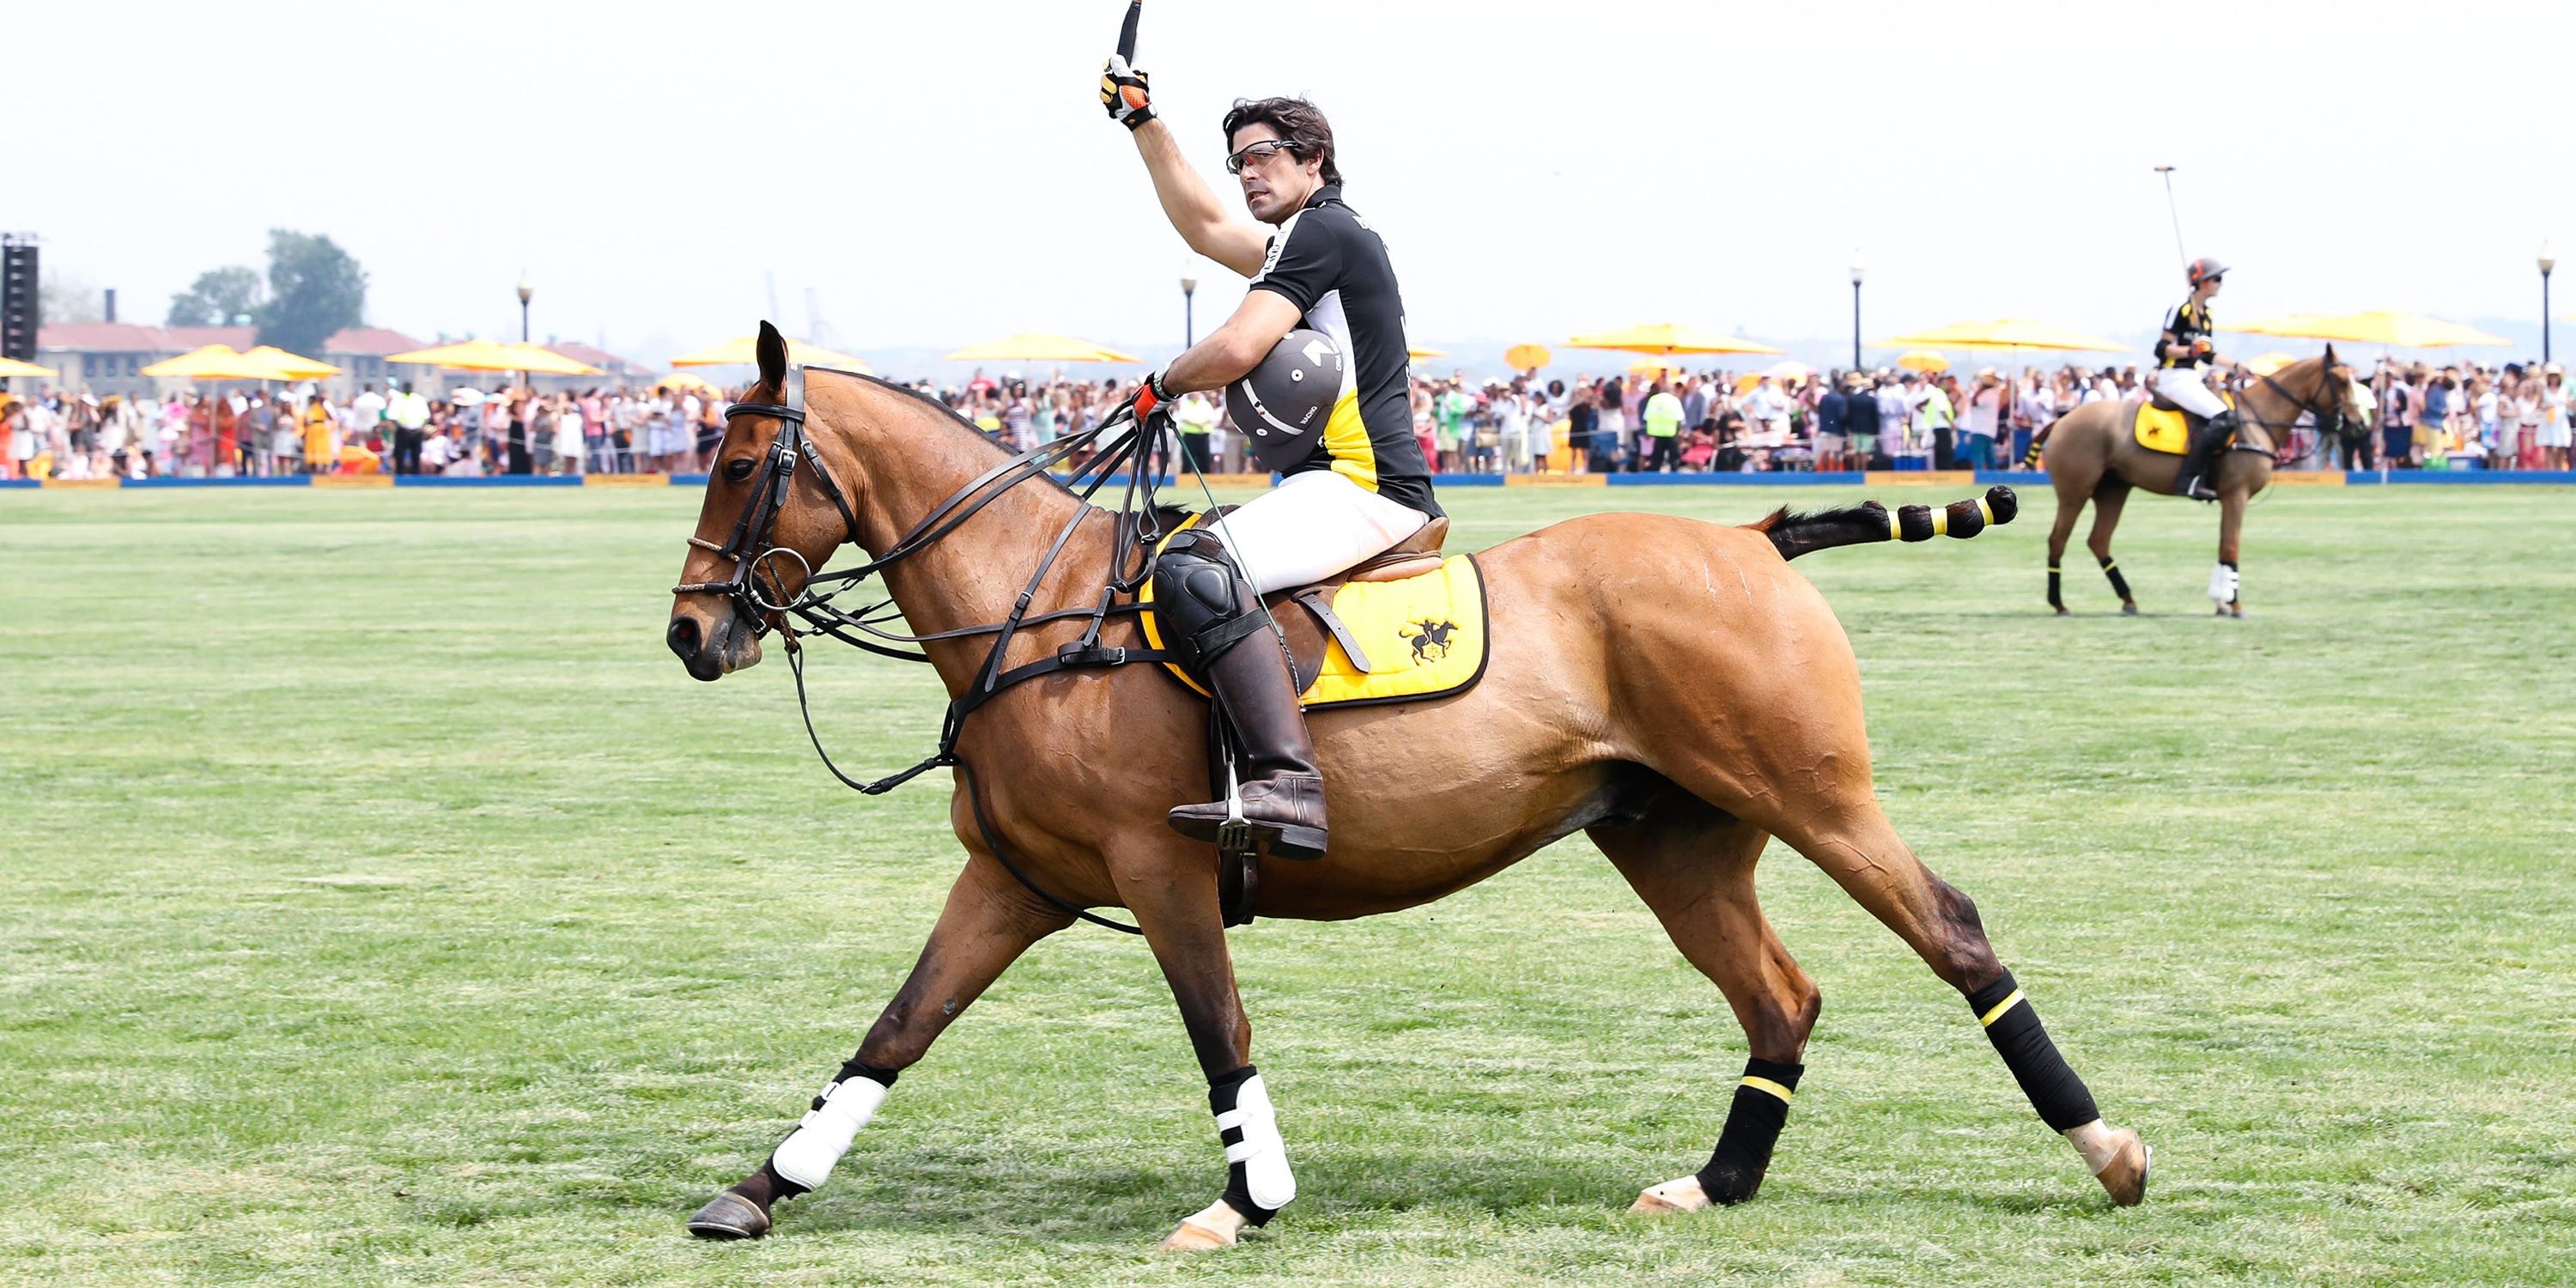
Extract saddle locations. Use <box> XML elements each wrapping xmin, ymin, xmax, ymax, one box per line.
<box><xmin>1139</xmin><ymin>514</ymin><xmax>1492</xmax><ymax>711</ymax></box>
<box><xmin>2133</xmin><ymin>390</ymin><xmax>2233</xmax><ymax>456</ymax></box>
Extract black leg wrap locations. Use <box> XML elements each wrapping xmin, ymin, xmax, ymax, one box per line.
<box><xmin>1695</xmin><ymin>1057</ymin><xmax>1803</xmax><ymax>1205</ymax></box>
<box><xmin>2047</xmin><ymin>566</ymin><xmax>2063</xmax><ymax>610</ymax></box>
<box><xmin>1209</xmin><ymin>1065</ymin><xmax>1279</xmax><ymax>1227</ymax></box>
<box><xmin>1966</xmin><ymin>972</ymin><xmax>2099</xmax><ymax>1133</ymax></box>
<box><xmin>2098</xmin><ymin>554</ymin><xmax>2133</xmax><ymax>601</ymax></box>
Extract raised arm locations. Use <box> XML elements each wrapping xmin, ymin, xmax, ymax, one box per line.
<box><xmin>1125</xmin><ymin>119</ymin><xmax>1269</xmax><ymax>277</ymax></box>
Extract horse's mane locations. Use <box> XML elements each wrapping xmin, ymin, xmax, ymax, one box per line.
<box><xmin>801</xmin><ymin>364</ymin><xmax>1073</xmax><ymax>498</ymax></box>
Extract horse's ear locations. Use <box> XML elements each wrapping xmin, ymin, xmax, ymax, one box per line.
<box><xmin>756</xmin><ymin>320</ymin><xmax>788</xmax><ymax>391</ymax></box>
<box><xmin>2322</xmin><ymin>342</ymin><xmax>2339</xmax><ymax>370</ymax></box>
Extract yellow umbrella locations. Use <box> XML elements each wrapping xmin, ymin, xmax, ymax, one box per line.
<box><xmin>0</xmin><ymin>355</ymin><xmax>58</xmax><ymax>379</ymax></box>
<box><xmin>140</xmin><ymin>344</ymin><xmax>308</xmax><ymax>380</ymax></box>
<box><xmin>240</xmin><ymin>345</ymin><xmax>341</xmax><ymax>380</ymax></box>
<box><xmin>1504</xmin><ymin>343</ymin><xmax>1552</xmax><ymax>370</ymax></box>
<box><xmin>654</xmin><ymin>371</ymin><xmax>718</xmax><ymax>393</ymax></box>
<box><xmin>669</xmin><ymin>334</ymin><xmax>872</xmax><ymax>372</ymax></box>
<box><xmin>2225</xmin><ymin>311</ymin><xmax>2509</xmax><ymax>348</ymax></box>
<box><xmin>1566</xmin><ymin>323</ymin><xmax>1784</xmax><ymax>356</ymax></box>
<box><xmin>382</xmin><ymin>339</ymin><xmax>605</xmax><ymax>376</ymax></box>
<box><xmin>1407</xmin><ymin>344</ymin><xmax>1449</xmax><ymax>361</ymax></box>
<box><xmin>1627</xmin><ymin>357</ymin><xmax>1692</xmax><ymax>379</ymax></box>
<box><xmin>1895</xmin><ymin>349</ymin><xmax>1949</xmax><ymax>374</ymax></box>
<box><xmin>943</xmin><ymin>333</ymin><xmax>1142</xmax><ymax>363</ymax></box>
<box><xmin>1876</xmin><ymin>319</ymin><xmax>2131</xmax><ymax>353</ymax></box>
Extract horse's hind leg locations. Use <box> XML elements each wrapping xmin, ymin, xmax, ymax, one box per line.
<box><xmin>2085</xmin><ymin>478</ymin><xmax>2139</xmax><ymax>614</ymax></box>
<box><xmin>2044</xmin><ymin>477</ymin><xmax>2088</xmax><ymax>615</ymax></box>
<box><xmin>686</xmin><ymin>852</ymin><xmax>1072</xmax><ymax>1239</ymax></box>
<box><xmin>1771</xmin><ymin>798</ymin><xmax>2149</xmax><ymax>1206</ymax></box>
<box><xmin>1588</xmin><ymin>796</ymin><xmax>1820</xmax><ymax>1215</ymax></box>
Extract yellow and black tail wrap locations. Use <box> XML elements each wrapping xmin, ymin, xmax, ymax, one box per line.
<box><xmin>1695</xmin><ymin>1057</ymin><xmax>1803</xmax><ymax>1204</ymax></box>
<box><xmin>1758</xmin><ymin>485</ymin><xmax>2018</xmax><ymax>562</ymax></box>
<box><xmin>1967</xmin><ymin>971</ymin><xmax>2100</xmax><ymax>1133</ymax></box>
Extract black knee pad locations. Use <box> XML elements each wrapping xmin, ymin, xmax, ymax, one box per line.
<box><xmin>1154</xmin><ymin>532</ymin><xmax>1268</xmax><ymax>673</ymax></box>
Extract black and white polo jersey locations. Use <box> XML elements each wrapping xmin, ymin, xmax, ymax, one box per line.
<box><xmin>1247</xmin><ymin>185</ymin><xmax>1442</xmax><ymax>518</ymax></box>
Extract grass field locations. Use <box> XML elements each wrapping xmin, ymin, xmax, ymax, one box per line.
<box><xmin>4</xmin><ymin>483</ymin><xmax>2573</xmax><ymax>1286</ymax></box>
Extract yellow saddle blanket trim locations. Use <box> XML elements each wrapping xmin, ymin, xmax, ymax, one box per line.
<box><xmin>2133</xmin><ymin>390</ymin><xmax>2234</xmax><ymax>455</ymax></box>
<box><xmin>1139</xmin><ymin>525</ymin><xmax>1491</xmax><ymax>710</ymax></box>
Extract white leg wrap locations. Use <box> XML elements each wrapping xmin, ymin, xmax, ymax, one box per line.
<box><xmin>2208</xmin><ymin>562</ymin><xmax>2239</xmax><ymax>605</ymax></box>
<box><xmin>1216</xmin><ymin>1072</ymin><xmax>1297</xmax><ymax>1211</ymax></box>
<box><xmin>769</xmin><ymin>1074</ymin><xmax>890</xmax><ymax>1191</ymax></box>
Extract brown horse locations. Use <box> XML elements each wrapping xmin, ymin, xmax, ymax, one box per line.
<box><xmin>664</xmin><ymin>326</ymin><xmax>2149</xmax><ymax>1251</ymax></box>
<box><xmin>2032</xmin><ymin>351</ymin><xmax>2361</xmax><ymax>617</ymax></box>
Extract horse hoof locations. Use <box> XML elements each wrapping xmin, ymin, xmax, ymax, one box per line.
<box><xmin>685</xmin><ymin>1191</ymin><xmax>771</xmax><ymax>1240</ymax></box>
<box><xmin>1159</xmin><ymin>1200</ymin><xmax>1248</xmax><ymax>1251</ymax></box>
<box><xmin>1628</xmin><ymin>1176</ymin><xmax>1712</xmax><ymax>1215</ymax></box>
<box><xmin>2121</xmin><ymin>602</ymin><xmax>2139</xmax><ymax>617</ymax></box>
<box><xmin>2051</xmin><ymin>606</ymin><xmax>2070</xmax><ymax>617</ymax></box>
<box><xmin>2093</xmin><ymin>1131</ymin><xmax>2152</xmax><ymax>1207</ymax></box>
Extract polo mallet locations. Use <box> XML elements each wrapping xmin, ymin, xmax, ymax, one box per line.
<box><xmin>1117</xmin><ymin>0</ymin><xmax>1142</xmax><ymax>63</ymax></box>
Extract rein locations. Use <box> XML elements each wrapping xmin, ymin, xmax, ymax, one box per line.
<box><xmin>676</xmin><ymin>380</ymin><xmax>1191</xmax><ymax>935</ymax></box>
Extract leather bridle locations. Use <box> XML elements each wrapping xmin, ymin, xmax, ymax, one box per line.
<box><xmin>671</xmin><ymin>400</ymin><xmax>861</xmax><ymax>625</ymax></box>
<box><xmin>2231</xmin><ymin>359</ymin><xmax>2354</xmax><ymax>463</ymax></box>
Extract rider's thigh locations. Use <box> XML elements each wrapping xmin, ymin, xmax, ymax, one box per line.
<box><xmin>1206</xmin><ymin>469</ymin><xmax>1431</xmax><ymax>593</ymax></box>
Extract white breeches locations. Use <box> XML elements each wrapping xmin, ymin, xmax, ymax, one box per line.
<box><xmin>2153</xmin><ymin>368</ymin><xmax>2228</xmax><ymax>420</ymax></box>
<box><xmin>1203</xmin><ymin>468</ymin><xmax>1431</xmax><ymax>595</ymax></box>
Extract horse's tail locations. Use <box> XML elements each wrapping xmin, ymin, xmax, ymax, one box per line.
<box><xmin>2021</xmin><ymin>419</ymin><xmax>2057</xmax><ymax>470</ymax></box>
<box><xmin>1750</xmin><ymin>485</ymin><xmax>2019</xmax><ymax>561</ymax></box>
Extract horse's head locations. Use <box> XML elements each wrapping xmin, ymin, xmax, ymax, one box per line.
<box><xmin>2314</xmin><ymin>343</ymin><xmax>2368</xmax><ymax>427</ymax></box>
<box><xmin>666</xmin><ymin>322</ymin><xmax>859</xmax><ymax>681</ymax></box>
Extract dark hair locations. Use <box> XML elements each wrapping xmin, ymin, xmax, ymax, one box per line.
<box><xmin>1221</xmin><ymin>96</ymin><xmax>1342</xmax><ymax>185</ymax></box>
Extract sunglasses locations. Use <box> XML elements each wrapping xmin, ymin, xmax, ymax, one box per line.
<box><xmin>1225</xmin><ymin>139</ymin><xmax>1299</xmax><ymax>174</ymax></box>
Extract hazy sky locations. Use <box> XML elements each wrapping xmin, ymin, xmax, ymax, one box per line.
<box><xmin>17</xmin><ymin>0</ymin><xmax>2572</xmax><ymax>368</ymax></box>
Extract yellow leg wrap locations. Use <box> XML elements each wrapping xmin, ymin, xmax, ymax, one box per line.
<box><xmin>1739</xmin><ymin>1076</ymin><xmax>1795</xmax><ymax>1104</ymax></box>
<box><xmin>1978</xmin><ymin>988</ymin><xmax>2027</xmax><ymax>1028</ymax></box>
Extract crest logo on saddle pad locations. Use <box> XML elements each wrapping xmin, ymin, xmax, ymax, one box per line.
<box><xmin>1399</xmin><ymin>618</ymin><xmax>1459</xmax><ymax>663</ymax></box>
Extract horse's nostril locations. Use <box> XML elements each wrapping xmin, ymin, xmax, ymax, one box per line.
<box><xmin>667</xmin><ymin>616</ymin><xmax>702</xmax><ymax>657</ymax></box>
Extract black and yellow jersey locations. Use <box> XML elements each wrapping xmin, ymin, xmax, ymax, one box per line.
<box><xmin>1247</xmin><ymin>185</ymin><xmax>1442</xmax><ymax>518</ymax></box>
<box><xmin>2160</xmin><ymin>298</ymin><xmax>2213</xmax><ymax>370</ymax></box>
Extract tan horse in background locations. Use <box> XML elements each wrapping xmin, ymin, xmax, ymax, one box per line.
<box><xmin>662</xmin><ymin>325</ymin><xmax>2149</xmax><ymax>1252</ymax></box>
<box><xmin>2032</xmin><ymin>350</ymin><xmax>2361</xmax><ymax>617</ymax></box>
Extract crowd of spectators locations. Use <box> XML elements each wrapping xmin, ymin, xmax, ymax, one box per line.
<box><xmin>6</xmin><ymin>354</ymin><xmax>2568</xmax><ymax>483</ymax></box>
<box><xmin>0</xmin><ymin>381</ymin><xmax>742</xmax><ymax>481</ymax></box>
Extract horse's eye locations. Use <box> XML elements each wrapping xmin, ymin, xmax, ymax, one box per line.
<box><xmin>724</xmin><ymin>458</ymin><xmax>755</xmax><ymax>483</ymax></box>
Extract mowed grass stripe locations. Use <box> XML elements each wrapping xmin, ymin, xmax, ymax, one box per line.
<box><xmin>2</xmin><ymin>485</ymin><xmax>2570</xmax><ymax>1285</ymax></box>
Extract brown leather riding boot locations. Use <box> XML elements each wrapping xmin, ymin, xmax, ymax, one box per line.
<box><xmin>1168</xmin><ymin>636</ymin><xmax>1328</xmax><ymax>860</ymax></box>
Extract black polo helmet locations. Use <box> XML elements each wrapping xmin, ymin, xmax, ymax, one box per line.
<box><xmin>1226</xmin><ymin>327</ymin><xmax>1344</xmax><ymax>469</ymax></box>
<box><xmin>2188</xmin><ymin>257</ymin><xmax>2230</xmax><ymax>286</ymax></box>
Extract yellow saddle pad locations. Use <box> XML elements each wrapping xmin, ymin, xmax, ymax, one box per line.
<box><xmin>1141</xmin><ymin>554</ymin><xmax>1491</xmax><ymax>711</ymax></box>
<box><xmin>2133</xmin><ymin>391</ymin><xmax>2233</xmax><ymax>455</ymax></box>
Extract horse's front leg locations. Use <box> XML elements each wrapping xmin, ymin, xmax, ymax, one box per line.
<box><xmin>1112</xmin><ymin>838</ymin><xmax>1294</xmax><ymax>1252</ymax></box>
<box><xmin>2213</xmin><ymin>491</ymin><xmax>2246</xmax><ymax>617</ymax></box>
<box><xmin>686</xmin><ymin>851</ymin><xmax>1072</xmax><ymax>1239</ymax></box>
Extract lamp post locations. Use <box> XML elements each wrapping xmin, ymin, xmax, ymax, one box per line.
<box><xmin>1848</xmin><ymin>255</ymin><xmax>1866</xmax><ymax>372</ymax></box>
<box><xmin>515</xmin><ymin>273</ymin><xmax>534</xmax><ymax>395</ymax></box>
<box><xmin>1182</xmin><ymin>274</ymin><xmax>1198</xmax><ymax>348</ymax></box>
<box><xmin>2541</xmin><ymin>244</ymin><xmax>2555</xmax><ymax>365</ymax></box>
